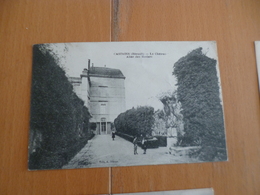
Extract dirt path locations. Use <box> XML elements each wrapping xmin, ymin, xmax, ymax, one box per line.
<box><xmin>63</xmin><ymin>134</ymin><xmax>194</xmax><ymax>169</ymax></box>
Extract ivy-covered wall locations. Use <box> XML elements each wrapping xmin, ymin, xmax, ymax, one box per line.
<box><xmin>173</xmin><ymin>48</ymin><xmax>227</xmax><ymax>161</ymax></box>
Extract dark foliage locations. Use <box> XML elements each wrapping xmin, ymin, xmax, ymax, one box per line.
<box><xmin>90</xmin><ymin>122</ymin><xmax>97</xmax><ymax>130</ymax></box>
<box><xmin>114</xmin><ymin>106</ymin><xmax>155</xmax><ymax>137</ymax></box>
<box><xmin>173</xmin><ymin>48</ymin><xmax>226</xmax><ymax>161</ymax></box>
<box><xmin>116</xmin><ymin>132</ymin><xmax>159</xmax><ymax>148</ymax></box>
<box><xmin>154</xmin><ymin>136</ymin><xmax>167</xmax><ymax>147</ymax></box>
<box><xmin>115</xmin><ymin>132</ymin><xmax>135</xmax><ymax>142</ymax></box>
<box><xmin>29</xmin><ymin>45</ymin><xmax>91</xmax><ymax>169</ymax></box>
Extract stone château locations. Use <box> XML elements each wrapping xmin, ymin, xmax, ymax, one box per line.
<box><xmin>69</xmin><ymin>60</ymin><xmax>126</xmax><ymax>135</ymax></box>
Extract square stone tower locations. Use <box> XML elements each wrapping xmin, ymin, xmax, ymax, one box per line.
<box><xmin>69</xmin><ymin>61</ymin><xmax>126</xmax><ymax>135</ymax></box>
<box><xmin>88</xmin><ymin>65</ymin><xmax>126</xmax><ymax>134</ymax></box>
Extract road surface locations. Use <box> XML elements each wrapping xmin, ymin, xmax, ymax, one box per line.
<box><xmin>62</xmin><ymin>134</ymin><xmax>195</xmax><ymax>169</ymax></box>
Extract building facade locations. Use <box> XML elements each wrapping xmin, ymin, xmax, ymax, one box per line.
<box><xmin>68</xmin><ymin>68</ymin><xmax>91</xmax><ymax>108</ymax></box>
<box><xmin>69</xmin><ymin>60</ymin><xmax>126</xmax><ymax>135</ymax></box>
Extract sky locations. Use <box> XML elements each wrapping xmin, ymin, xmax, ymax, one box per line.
<box><xmin>46</xmin><ymin>41</ymin><xmax>219</xmax><ymax>111</ymax></box>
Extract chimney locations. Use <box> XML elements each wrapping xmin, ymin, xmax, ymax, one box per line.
<box><xmin>92</xmin><ymin>63</ymin><xmax>94</xmax><ymax>67</ymax></box>
<box><xmin>88</xmin><ymin>59</ymin><xmax>90</xmax><ymax>70</ymax></box>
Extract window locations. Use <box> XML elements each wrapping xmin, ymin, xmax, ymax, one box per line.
<box><xmin>100</xmin><ymin>103</ymin><xmax>106</xmax><ymax>114</ymax></box>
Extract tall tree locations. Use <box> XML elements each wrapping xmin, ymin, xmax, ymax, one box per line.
<box><xmin>173</xmin><ymin>48</ymin><xmax>226</xmax><ymax>160</ymax></box>
<box><xmin>159</xmin><ymin>91</ymin><xmax>184</xmax><ymax>142</ymax></box>
<box><xmin>29</xmin><ymin>45</ymin><xmax>91</xmax><ymax>169</ymax></box>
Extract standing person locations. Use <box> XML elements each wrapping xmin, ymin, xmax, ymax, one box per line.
<box><xmin>112</xmin><ymin>131</ymin><xmax>115</xmax><ymax>141</ymax></box>
<box><xmin>133</xmin><ymin>136</ymin><xmax>138</xmax><ymax>155</ymax></box>
<box><xmin>142</xmin><ymin>136</ymin><xmax>147</xmax><ymax>154</ymax></box>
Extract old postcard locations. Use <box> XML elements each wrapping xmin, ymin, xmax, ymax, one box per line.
<box><xmin>113</xmin><ymin>188</ymin><xmax>214</xmax><ymax>195</ymax></box>
<box><xmin>28</xmin><ymin>41</ymin><xmax>227</xmax><ymax>170</ymax></box>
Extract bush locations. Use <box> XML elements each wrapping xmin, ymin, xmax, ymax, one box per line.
<box><xmin>154</xmin><ymin>136</ymin><xmax>167</xmax><ymax>147</ymax></box>
<box><xmin>116</xmin><ymin>132</ymin><xmax>159</xmax><ymax>148</ymax></box>
<box><xmin>29</xmin><ymin>45</ymin><xmax>91</xmax><ymax>170</ymax></box>
<box><xmin>114</xmin><ymin>106</ymin><xmax>155</xmax><ymax>137</ymax></box>
<box><xmin>115</xmin><ymin>132</ymin><xmax>135</xmax><ymax>142</ymax></box>
<box><xmin>141</xmin><ymin>138</ymin><xmax>159</xmax><ymax>148</ymax></box>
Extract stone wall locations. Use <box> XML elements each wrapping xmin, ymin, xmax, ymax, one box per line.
<box><xmin>89</xmin><ymin>76</ymin><xmax>125</xmax><ymax>123</ymax></box>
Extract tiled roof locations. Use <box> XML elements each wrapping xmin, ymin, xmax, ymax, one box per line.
<box><xmin>89</xmin><ymin>67</ymin><xmax>125</xmax><ymax>78</ymax></box>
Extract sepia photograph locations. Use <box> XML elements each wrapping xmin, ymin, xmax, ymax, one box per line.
<box><xmin>113</xmin><ymin>188</ymin><xmax>213</xmax><ymax>195</ymax></box>
<box><xmin>28</xmin><ymin>41</ymin><xmax>227</xmax><ymax>170</ymax></box>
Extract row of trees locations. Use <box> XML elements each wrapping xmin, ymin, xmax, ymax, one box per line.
<box><xmin>114</xmin><ymin>106</ymin><xmax>155</xmax><ymax>137</ymax></box>
<box><xmin>29</xmin><ymin>45</ymin><xmax>92</xmax><ymax>169</ymax></box>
